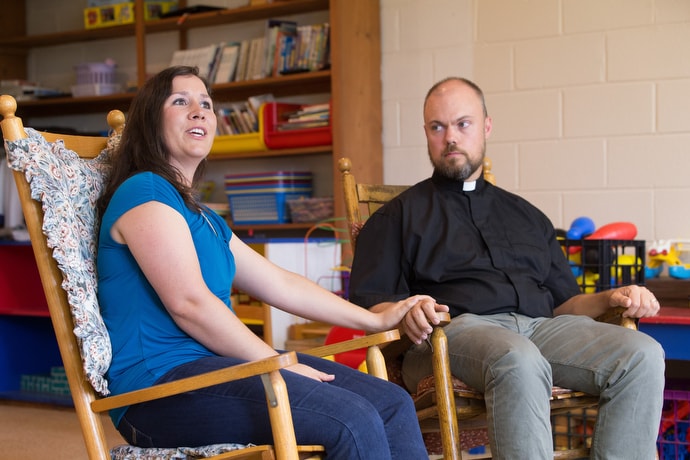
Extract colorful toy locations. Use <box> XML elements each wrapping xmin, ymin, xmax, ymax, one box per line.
<box><xmin>611</xmin><ymin>254</ymin><xmax>642</xmax><ymax>284</ymax></box>
<box><xmin>567</xmin><ymin>217</ymin><xmax>596</xmax><ymax>240</ymax></box>
<box><xmin>575</xmin><ymin>271</ymin><xmax>599</xmax><ymax>294</ymax></box>
<box><xmin>647</xmin><ymin>240</ymin><xmax>690</xmax><ymax>280</ymax></box>
<box><xmin>586</xmin><ymin>222</ymin><xmax>637</xmax><ymax>240</ymax></box>
<box><xmin>566</xmin><ymin>220</ymin><xmax>637</xmax><ymax>256</ymax></box>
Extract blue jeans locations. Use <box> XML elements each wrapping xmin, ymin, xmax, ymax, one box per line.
<box><xmin>117</xmin><ymin>353</ymin><xmax>427</xmax><ymax>460</ymax></box>
<box><xmin>402</xmin><ymin>313</ymin><xmax>665</xmax><ymax>460</ymax></box>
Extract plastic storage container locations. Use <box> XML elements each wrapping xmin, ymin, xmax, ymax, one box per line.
<box><xmin>0</xmin><ymin>243</ymin><xmax>49</xmax><ymax>316</ymax></box>
<box><xmin>225</xmin><ymin>171</ymin><xmax>312</xmax><ymax>225</ymax></box>
<box><xmin>210</xmin><ymin>104</ymin><xmax>267</xmax><ymax>154</ymax></box>
<box><xmin>72</xmin><ymin>61</ymin><xmax>121</xmax><ymax>97</ymax></box>
<box><xmin>286</xmin><ymin>197</ymin><xmax>334</xmax><ymax>223</ymax></box>
<box><xmin>657</xmin><ymin>388</ymin><xmax>690</xmax><ymax>460</ymax></box>
<box><xmin>558</xmin><ymin>239</ymin><xmax>645</xmax><ymax>293</ymax></box>
<box><xmin>263</xmin><ymin>102</ymin><xmax>332</xmax><ymax>149</ymax></box>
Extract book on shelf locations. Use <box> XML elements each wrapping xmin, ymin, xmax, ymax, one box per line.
<box><xmin>246</xmin><ymin>36</ymin><xmax>267</xmax><ymax>81</ymax></box>
<box><xmin>290</xmin><ymin>102</ymin><xmax>330</xmax><ymax>116</ymax></box>
<box><xmin>233</xmin><ymin>40</ymin><xmax>251</xmax><ymax>82</ymax></box>
<box><xmin>213</xmin><ymin>42</ymin><xmax>241</xmax><ymax>84</ymax></box>
<box><xmin>277</xmin><ymin>120</ymin><xmax>329</xmax><ymax>131</ymax></box>
<box><xmin>264</xmin><ymin>19</ymin><xmax>298</xmax><ymax>77</ymax></box>
<box><xmin>273</xmin><ymin>102</ymin><xmax>330</xmax><ymax>131</ymax></box>
<box><xmin>247</xmin><ymin>93</ymin><xmax>275</xmax><ymax>115</ymax></box>
<box><xmin>169</xmin><ymin>43</ymin><xmax>221</xmax><ymax>80</ymax></box>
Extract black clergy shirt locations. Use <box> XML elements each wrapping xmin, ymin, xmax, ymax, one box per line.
<box><xmin>348</xmin><ymin>172</ymin><xmax>581</xmax><ymax>319</ymax></box>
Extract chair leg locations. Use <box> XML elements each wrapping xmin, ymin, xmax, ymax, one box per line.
<box><xmin>431</xmin><ymin>326</ymin><xmax>461</xmax><ymax>460</ymax></box>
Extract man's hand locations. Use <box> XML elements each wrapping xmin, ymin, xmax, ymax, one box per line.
<box><xmin>401</xmin><ymin>297</ymin><xmax>449</xmax><ymax>344</ymax></box>
<box><xmin>609</xmin><ymin>284</ymin><xmax>660</xmax><ymax>318</ymax></box>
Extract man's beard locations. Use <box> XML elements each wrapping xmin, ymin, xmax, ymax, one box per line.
<box><xmin>429</xmin><ymin>146</ymin><xmax>484</xmax><ymax>182</ymax></box>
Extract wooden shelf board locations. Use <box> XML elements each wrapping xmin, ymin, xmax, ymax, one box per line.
<box><xmin>17</xmin><ymin>93</ymin><xmax>135</xmax><ymax>118</ymax></box>
<box><xmin>17</xmin><ymin>71</ymin><xmax>330</xmax><ymax>118</ymax></box>
<box><xmin>208</xmin><ymin>144</ymin><xmax>331</xmax><ymax>160</ymax></box>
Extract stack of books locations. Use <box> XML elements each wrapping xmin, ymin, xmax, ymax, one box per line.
<box><xmin>277</xmin><ymin>103</ymin><xmax>330</xmax><ymax>131</ymax></box>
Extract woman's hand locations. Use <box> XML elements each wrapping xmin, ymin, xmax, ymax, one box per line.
<box><xmin>286</xmin><ymin>363</ymin><xmax>335</xmax><ymax>382</ymax></box>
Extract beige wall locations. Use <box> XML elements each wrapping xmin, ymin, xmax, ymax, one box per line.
<box><xmin>381</xmin><ymin>0</ymin><xmax>690</xmax><ymax>242</ymax></box>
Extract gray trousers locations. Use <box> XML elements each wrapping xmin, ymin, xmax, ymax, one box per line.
<box><xmin>402</xmin><ymin>312</ymin><xmax>665</xmax><ymax>460</ymax></box>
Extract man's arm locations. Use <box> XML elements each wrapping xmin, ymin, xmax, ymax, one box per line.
<box><xmin>554</xmin><ymin>284</ymin><xmax>660</xmax><ymax>319</ymax></box>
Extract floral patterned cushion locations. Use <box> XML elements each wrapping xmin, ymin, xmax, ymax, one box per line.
<box><xmin>4</xmin><ymin>128</ymin><xmax>116</xmax><ymax>395</ymax></box>
<box><xmin>110</xmin><ymin>443</ymin><xmax>251</xmax><ymax>459</ymax></box>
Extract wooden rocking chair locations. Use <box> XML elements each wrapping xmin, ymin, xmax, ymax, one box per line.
<box><xmin>0</xmin><ymin>94</ymin><xmax>400</xmax><ymax>460</ymax></box>
<box><xmin>338</xmin><ymin>156</ymin><xmax>637</xmax><ymax>460</ymax></box>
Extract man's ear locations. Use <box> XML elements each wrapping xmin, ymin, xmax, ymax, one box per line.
<box><xmin>484</xmin><ymin>116</ymin><xmax>493</xmax><ymax>139</ymax></box>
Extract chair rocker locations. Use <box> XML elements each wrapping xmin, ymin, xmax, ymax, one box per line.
<box><xmin>338</xmin><ymin>156</ymin><xmax>637</xmax><ymax>460</ymax></box>
<box><xmin>0</xmin><ymin>94</ymin><xmax>400</xmax><ymax>460</ymax></box>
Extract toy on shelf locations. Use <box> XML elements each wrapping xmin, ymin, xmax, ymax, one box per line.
<box><xmin>565</xmin><ymin>220</ymin><xmax>637</xmax><ymax>255</ymax></box>
<box><xmin>646</xmin><ymin>240</ymin><xmax>690</xmax><ymax>280</ymax></box>
<box><xmin>586</xmin><ymin>222</ymin><xmax>637</xmax><ymax>240</ymax></box>
<box><xmin>567</xmin><ymin>216</ymin><xmax>596</xmax><ymax>240</ymax></box>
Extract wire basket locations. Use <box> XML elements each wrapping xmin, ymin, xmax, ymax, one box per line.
<box><xmin>287</xmin><ymin>197</ymin><xmax>334</xmax><ymax>223</ymax></box>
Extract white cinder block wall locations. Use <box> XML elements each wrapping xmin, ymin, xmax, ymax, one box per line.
<box><xmin>381</xmin><ymin>0</ymin><xmax>690</xmax><ymax>243</ymax></box>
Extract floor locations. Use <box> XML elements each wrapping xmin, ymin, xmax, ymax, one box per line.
<box><xmin>0</xmin><ymin>400</ymin><xmax>124</xmax><ymax>460</ymax></box>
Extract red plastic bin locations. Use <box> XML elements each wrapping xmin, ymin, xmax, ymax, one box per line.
<box><xmin>0</xmin><ymin>243</ymin><xmax>49</xmax><ymax>316</ymax></box>
<box><xmin>262</xmin><ymin>102</ymin><xmax>332</xmax><ymax>149</ymax></box>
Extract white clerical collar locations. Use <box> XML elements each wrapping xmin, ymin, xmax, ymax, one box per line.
<box><xmin>463</xmin><ymin>181</ymin><xmax>477</xmax><ymax>191</ymax></box>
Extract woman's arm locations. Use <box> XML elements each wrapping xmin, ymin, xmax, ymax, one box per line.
<box><xmin>112</xmin><ymin>201</ymin><xmax>278</xmax><ymax>362</ymax></box>
<box><xmin>230</xmin><ymin>235</ymin><xmax>437</xmax><ymax>333</ymax></box>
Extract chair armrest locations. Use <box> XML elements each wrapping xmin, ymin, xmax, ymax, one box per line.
<box><xmin>595</xmin><ymin>306</ymin><xmax>638</xmax><ymax>330</ymax></box>
<box><xmin>301</xmin><ymin>329</ymin><xmax>400</xmax><ymax>358</ymax></box>
<box><xmin>91</xmin><ymin>351</ymin><xmax>298</xmax><ymax>413</ymax></box>
<box><xmin>303</xmin><ymin>330</ymin><xmax>401</xmax><ymax>379</ymax></box>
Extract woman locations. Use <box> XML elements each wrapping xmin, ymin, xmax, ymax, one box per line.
<box><xmin>96</xmin><ymin>66</ymin><xmax>442</xmax><ymax>459</ymax></box>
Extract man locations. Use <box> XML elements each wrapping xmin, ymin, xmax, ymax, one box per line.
<box><xmin>349</xmin><ymin>77</ymin><xmax>665</xmax><ymax>460</ymax></box>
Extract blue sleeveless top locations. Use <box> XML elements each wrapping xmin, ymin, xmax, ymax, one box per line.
<box><xmin>97</xmin><ymin>172</ymin><xmax>235</xmax><ymax>425</ymax></box>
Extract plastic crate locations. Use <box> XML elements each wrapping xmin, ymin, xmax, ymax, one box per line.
<box><xmin>552</xmin><ymin>407</ymin><xmax>597</xmax><ymax>451</ymax></box>
<box><xmin>210</xmin><ymin>104</ymin><xmax>266</xmax><ymax>154</ymax></box>
<box><xmin>263</xmin><ymin>102</ymin><xmax>332</xmax><ymax>149</ymax></box>
<box><xmin>658</xmin><ymin>389</ymin><xmax>690</xmax><ymax>459</ymax></box>
<box><xmin>71</xmin><ymin>83</ymin><xmax>122</xmax><ymax>97</ymax></box>
<box><xmin>559</xmin><ymin>239</ymin><xmax>645</xmax><ymax>293</ymax></box>
<box><xmin>225</xmin><ymin>171</ymin><xmax>313</xmax><ymax>225</ymax></box>
<box><xmin>227</xmin><ymin>191</ymin><xmax>311</xmax><ymax>225</ymax></box>
<box><xmin>75</xmin><ymin>61</ymin><xmax>116</xmax><ymax>85</ymax></box>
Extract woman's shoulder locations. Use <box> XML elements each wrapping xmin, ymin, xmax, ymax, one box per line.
<box><xmin>119</xmin><ymin>172</ymin><xmax>175</xmax><ymax>197</ymax></box>
<box><xmin>112</xmin><ymin>172</ymin><xmax>183</xmax><ymax>210</ymax></box>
